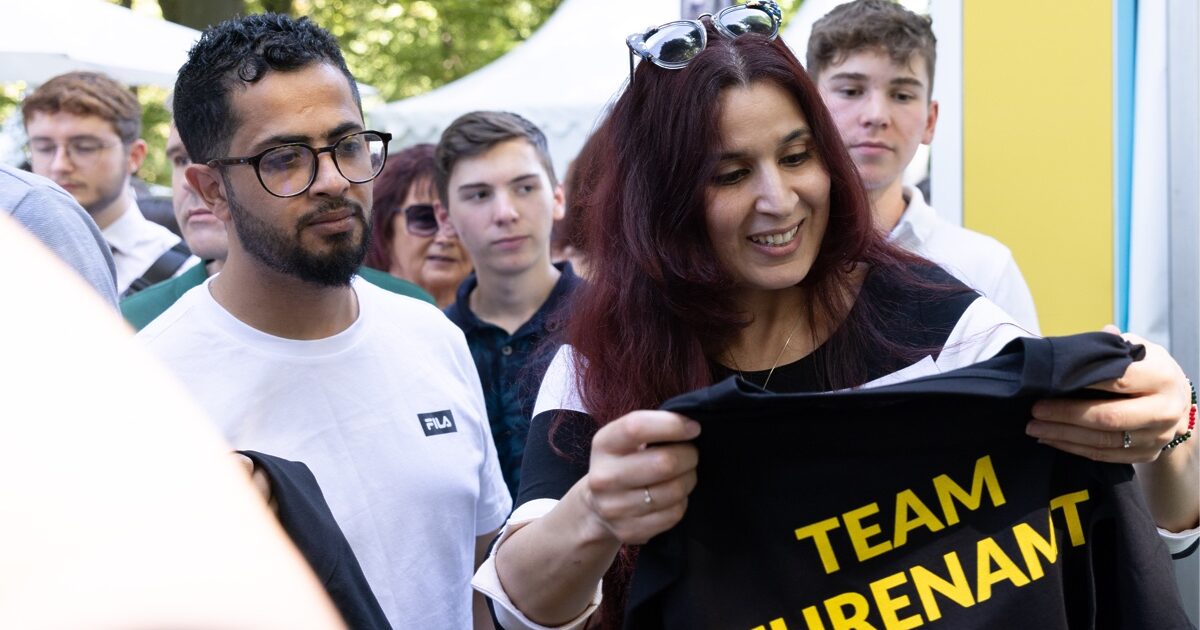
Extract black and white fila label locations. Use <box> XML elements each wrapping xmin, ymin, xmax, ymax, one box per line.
<box><xmin>418</xmin><ymin>410</ymin><xmax>458</xmax><ymax>436</ymax></box>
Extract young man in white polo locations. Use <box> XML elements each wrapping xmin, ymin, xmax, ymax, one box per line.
<box><xmin>808</xmin><ymin>0</ymin><xmax>1039</xmax><ymax>333</ymax></box>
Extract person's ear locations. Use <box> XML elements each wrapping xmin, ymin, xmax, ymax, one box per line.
<box><xmin>126</xmin><ymin>139</ymin><xmax>148</xmax><ymax>173</ymax></box>
<box><xmin>434</xmin><ymin>201</ymin><xmax>458</xmax><ymax>237</ymax></box>
<box><xmin>551</xmin><ymin>183</ymin><xmax>565</xmax><ymax>221</ymax></box>
<box><xmin>187</xmin><ymin>164</ymin><xmax>231</xmax><ymax>222</ymax></box>
<box><xmin>922</xmin><ymin>99</ymin><xmax>939</xmax><ymax>145</ymax></box>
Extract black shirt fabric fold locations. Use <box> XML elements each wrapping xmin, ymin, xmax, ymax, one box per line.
<box><xmin>240</xmin><ymin>451</ymin><xmax>392</xmax><ymax>630</ymax></box>
<box><xmin>626</xmin><ymin>333</ymin><xmax>1194</xmax><ymax>630</ymax></box>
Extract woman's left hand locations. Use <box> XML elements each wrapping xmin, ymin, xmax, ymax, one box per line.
<box><xmin>1025</xmin><ymin>327</ymin><xmax>1191</xmax><ymax>463</ymax></box>
<box><xmin>1026</xmin><ymin>326</ymin><xmax>1198</xmax><ymax>533</ymax></box>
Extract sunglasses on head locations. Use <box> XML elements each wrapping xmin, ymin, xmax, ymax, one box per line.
<box><xmin>625</xmin><ymin>0</ymin><xmax>781</xmax><ymax>80</ymax></box>
<box><xmin>401</xmin><ymin>203</ymin><xmax>438</xmax><ymax>237</ymax></box>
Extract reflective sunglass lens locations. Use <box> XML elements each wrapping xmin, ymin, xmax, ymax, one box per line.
<box><xmin>644</xmin><ymin>22</ymin><xmax>705</xmax><ymax>67</ymax></box>
<box><xmin>404</xmin><ymin>204</ymin><xmax>438</xmax><ymax>237</ymax></box>
<box><xmin>720</xmin><ymin>7</ymin><xmax>777</xmax><ymax>37</ymax></box>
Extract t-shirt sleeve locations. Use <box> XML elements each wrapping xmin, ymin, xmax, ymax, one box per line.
<box><xmin>8</xmin><ymin>181</ymin><xmax>117</xmax><ymax>307</ymax></box>
<box><xmin>476</xmin><ymin>412</ymin><xmax>513</xmax><ymax>534</ymax></box>
<box><xmin>515</xmin><ymin>409</ymin><xmax>594</xmax><ymax>509</ymax></box>
<box><xmin>986</xmin><ymin>255</ymin><xmax>1041</xmax><ymax>336</ymax></box>
<box><xmin>472</xmin><ymin>344</ymin><xmax>604</xmax><ymax>630</ymax></box>
<box><xmin>517</xmin><ymin>345</ymin><xmax>595</xmax><ymax>509</ymax></box>
<box><xmin>451</xmin><ymin>320</ymin><xmax>512</xmax><ymax>534</ymax></box>
<box><xmin>935</xmin><ymin>296</ymin><xmax>1033</xmax><ymax>372</ymax></box>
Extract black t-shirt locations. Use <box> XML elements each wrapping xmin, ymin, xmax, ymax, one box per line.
<box><xmin>624</xmin><ymin>334</ymin><xmax>1194</xmax><ymax>630</ymax></box>
<box><xmin>516</xmin><ymin>264</ymin><xmax>979</xmax><ymax>508</ymax></box>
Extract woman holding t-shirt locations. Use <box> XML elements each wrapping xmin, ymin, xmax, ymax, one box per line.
<box><xmin>470</xmin><ymin>4</ymin><xmax>1199</xmax><ymax>627</ymax></box>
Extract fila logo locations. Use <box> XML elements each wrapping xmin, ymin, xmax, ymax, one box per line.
<box><xmin>418</xmin><ymin>410</ymin><xmax>457</xmax><ymax>436</ymax></box>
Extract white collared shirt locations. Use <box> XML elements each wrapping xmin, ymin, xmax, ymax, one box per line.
<box><xmin>889</xmin><ymin>186</ymin><xmax>1041</xmax><ymax>335</ymax></box>
<box><xmin>102</xmin><ymin>198</ymin><xmax>199</xmax><ymax>294</ymax></box>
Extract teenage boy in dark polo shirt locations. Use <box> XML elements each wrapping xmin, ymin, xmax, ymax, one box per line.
<box><xmin>436</xmin><ymin>111</ymin><xmax>582</xmax><ymax>497</ymax></box>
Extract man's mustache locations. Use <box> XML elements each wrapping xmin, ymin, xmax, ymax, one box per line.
<box><xmin>297</xmin><ymin>200</ymin><xmax>366</xmax><ymax>228</ymax></box>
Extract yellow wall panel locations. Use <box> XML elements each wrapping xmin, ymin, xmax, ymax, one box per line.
<box><xmin>963</xmin><ymin>1</ymin><xmax>1112</xmax><ymax>334</ymax></box>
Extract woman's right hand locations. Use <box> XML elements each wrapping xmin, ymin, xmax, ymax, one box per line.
<box><xmin>582</xmin><ymin>410</ymin><xmax>701</xmax><ymax>545</ymax></box>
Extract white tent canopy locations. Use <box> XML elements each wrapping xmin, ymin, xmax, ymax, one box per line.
<box><xmin>0</xmin><ymin>0</ymin><xmax>200</xmax><ymax>88</ymax></box>
<box><xmin>370</xmin><ymin>0</ymin><xmax>680</xmax><ymax>178</ymax></box>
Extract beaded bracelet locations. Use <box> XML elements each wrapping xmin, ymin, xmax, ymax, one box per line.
<box><xmin>1162</xmin><ymin>378</ymin><xmax>1196</xmax><ymax>452</ymax></box>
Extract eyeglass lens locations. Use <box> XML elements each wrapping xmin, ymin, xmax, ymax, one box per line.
<box><xmin>719</xmin><ymin>6</ymin><xmax>776</xmax><ymax>36</ymax></box>
<box><xmin>403</xmin><ymin>204</ymin><xmax>438</xmax><ymax>237</ymax></box>
<box><xmin>644</xmin><ymin>22</ymin><xmax>705</xmax><ymax>67</ymax></box>
<box><xmin>259</xmin><ymin>132</ymin><xmax>387</xmax><ymax>197</ymax></box>
<box><xmin>28</xmin><ymin>139</ymin><xmax>113</xmax><ymax>166</ymax></box>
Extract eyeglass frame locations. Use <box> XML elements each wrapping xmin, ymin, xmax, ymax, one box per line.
<box><xmin>26</xmin><ymin>137</ymin><xmax>125</xmax><ymax>168</ymax></box>
<box><xmin>625</xmin><ymin>0</ymin><xmax>782</xmax><ymax>80</ymax></box>
<box><xmin>206</xmin><ymin>130</ymin><xmax>393</xmax><ymax>199</ymax></box>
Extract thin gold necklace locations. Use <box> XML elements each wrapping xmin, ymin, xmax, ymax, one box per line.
<box><xmin>727</xmin><ymin>309</ymin><xmax>804</xmax><ymax>391</ymax></box>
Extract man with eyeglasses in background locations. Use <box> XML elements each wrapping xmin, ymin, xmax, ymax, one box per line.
<box><xmin>120</xmin><ymin>99</ymin><xmax>433</xmax><ymax>331</ymax></box>
<box><xmin>23</xmin><ymin>71</ymin><xmax>200</xmax><ymax>297</ymax></box>
<box><xmin>137</xmin><ymin>14</ymin><xmax>509</xmax><ymax>630</ymax></box>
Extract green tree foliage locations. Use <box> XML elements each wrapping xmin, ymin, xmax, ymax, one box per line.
<box><xmin>249</xmin><ymin>0</ymin><xmax>565</xmax><ymax>102</ymax></box>
<box><xmin>137</xmin><ymin>86</ymin><xmax>173</xmax><ymax>191</ymax></box>
<box><xmin>158</xmin><ymin>0</ymin><xmax>246</xmax><ymax>31</ymax></box>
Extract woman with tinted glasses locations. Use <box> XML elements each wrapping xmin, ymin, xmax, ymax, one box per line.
<box><xmin>365</xmin><ymin>143</ymin><xmax>472</xmax><ymax>307</ymax></box>
<box><xmin>472</xmin><ymin>4</ymin><xmax>1198</xmax><ymax>628</ymax></box>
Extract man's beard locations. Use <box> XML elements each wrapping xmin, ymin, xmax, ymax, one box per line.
<box><xmin>226</xmin><ymin>186</ymin><xmax>370</xmax><ymax>287</ymax></box>
<box><xmin>80</xmin><ymin>169</ymin><xmax>128</xmax><ymax>216</ymax></box>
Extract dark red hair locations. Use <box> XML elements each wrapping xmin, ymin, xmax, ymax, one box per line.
<box><xmin>565</xmin><ymin>29</ymin><xmax>959</xmax><ymax>626</ymax></box>
<box><xmin>569</xmin><ymin>30</ymin><xmax>932</xmax><ymax>428</ymax></box>
<box><xmin>364</xmin><ymin>143</ymin><xmax>436</xmax><ymax>272</ymax></box>
<box><xmin>552</xmin><ymin>121</ymin><xmax>611</xmax><ymax>259</ymax></box>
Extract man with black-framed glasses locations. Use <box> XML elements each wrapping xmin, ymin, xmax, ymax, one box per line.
<box><xmin>23</xmin><ymin>71</ymin><xmax>200</xmax><ymax>296</ymax></box>
<box><xmin>137</xmin><ymin>14</ymin><xmax>509</xmax><ymax>630</ymax></box>
<box><xmin>119</xmin><ymin>116</ymin><xmax>434</xmax><ymax>331</ymax></box>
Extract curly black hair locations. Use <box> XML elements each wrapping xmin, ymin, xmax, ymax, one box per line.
<box><xmin>173</xmin><ymin>13</ymin><xmax>361</xmax><ymax>164</ymax></box>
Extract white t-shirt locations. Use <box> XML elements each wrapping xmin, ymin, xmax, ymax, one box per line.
<box><xmin>889</xmin><ymin>186</ymin><xmax>1041</xmax><ymax>335</ymax></box>
<box><xmin>138</xmin><ymin>276</ymin><xmax>512</xmax><ymax>630</ymax></box>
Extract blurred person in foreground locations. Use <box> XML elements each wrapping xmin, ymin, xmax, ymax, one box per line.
<box><xmin>0</xmin><ymin>210</ymin><xmax>344</xmax><ymax>630</ymax></box>
<box><xmin>1</xmin><ymin>162</ymin><xmax>117</xmax><ymax>305</ymax></box>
